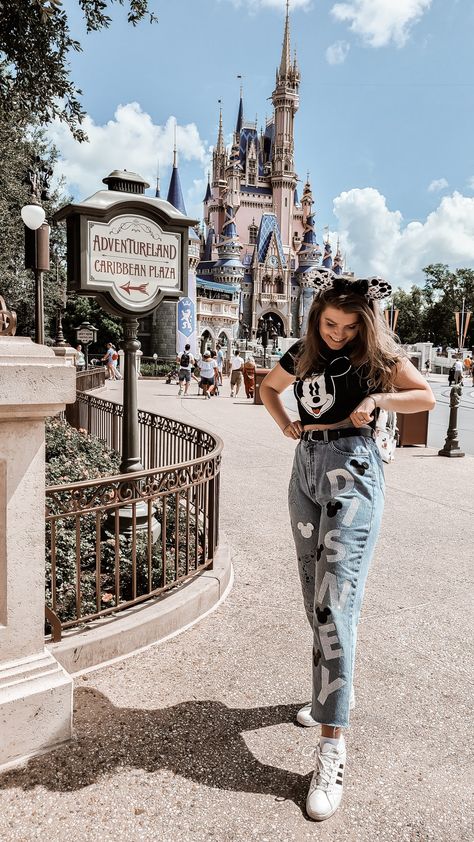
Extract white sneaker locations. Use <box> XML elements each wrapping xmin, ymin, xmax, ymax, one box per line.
<box><xmin>306</xmin><ymin>737</ymin><xmax>346</xmax><ymax>821</ymax></box>
<box><xmin>230</xmin><ymin>390</ymin><xmax>234</xmax><ymax>397</ymax></box>
<box><xmin>297</xmin><ymin>686</ymin><xmax>355</xmax><ymax>727</ymax></box>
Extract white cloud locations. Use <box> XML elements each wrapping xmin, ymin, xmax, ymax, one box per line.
<box><xmin>467</xmin><ymin>176</ymin><xmax>474</xmax><ymax>191</ymax></box>
<box><xmin>326</xmin><ymin>40</ymin><xmax>351</xmax><ymax>64</ymax></box>
<box><xmin>428</xmin><ymin>177</ymin><xmax>448</xmax><ymax>193</ymax></box>
<box><xmin>331</xmin><ymin>0</ymin><xmax>432</xmax><ymax>48</ymax></box>
<box><xmin>333</xmin><ymin>187</ymin><xmax>474</xmax><ymax>287</ymax></box>
<box><xmin>48</xmin><ymin>102</ymin><xmax>208</xmax><ymax>205</ymax></box>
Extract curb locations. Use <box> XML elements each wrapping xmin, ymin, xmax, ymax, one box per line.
<box><xmin>47</xmin><ymin>543</ymin><xmax>232</xmax><ymax>676</ymax></box>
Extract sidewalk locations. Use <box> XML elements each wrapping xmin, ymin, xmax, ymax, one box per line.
<box><xmin>0</xmin><ymin>379</ymin><xmax>473</xmax><ymax>842</ymax></box>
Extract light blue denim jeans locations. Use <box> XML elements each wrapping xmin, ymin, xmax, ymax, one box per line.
<box><xmin>288</xmin><ymin>433</ymin><xmax>385</xmax><ymax>728</ymax></box>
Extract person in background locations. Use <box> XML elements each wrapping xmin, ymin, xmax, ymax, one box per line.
<box><xmin>210</xmin><ymin>349</ymin><xmax>220</xmax><ymax>395</ymax></box>
<box><xmin>176</xmin><ymin>343</ymin><xmax>195</xmax><ymax>397</ymax></box>
<box><xmin>243</xmin><ymin>355</ymin><xmax>256</xmax><ymax>399</ymax></box>
<box><xmin>453</xmin><ymin>358</ymin><xmax>463</xmax><ymax>384</ymax></box>
<box><xmin>75</xmin><ymin>344</ymin><xmax>85</xmax><ymax>372</ymax></box>
<box><xmin>198</xmin><ymin>350</ymin><xmax>217</xmax><ymax>399</ymax></box>
<box><xmin>424</xmin><ymin>359</ymin><xmax>431</xmax><ymax>378</ymax></box>
<box><xmin>216</xmin><ymin>343</ymin><xmax>224</xmax><ymax>385</ymax></box>
<box><xmin>101</xmin><ymin>343</ymin><xmax>120</xmax><ymax>380</ymax></box>
<box><xmin>230</xmin><ymin>349</ymin><xmax>244</xmax><ymax>397</ymax></box>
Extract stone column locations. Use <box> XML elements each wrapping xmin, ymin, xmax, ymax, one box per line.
<box><xmin>0</xmin><ymin>337</ymin><xmax>76</xmax><ymax>771</ymax></box>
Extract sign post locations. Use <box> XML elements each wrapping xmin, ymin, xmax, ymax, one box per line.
<box><xmin>75</xmin><ymin>321</ymin><xmax>98</xmax><ymax>369</ymax></box>
<box><xmin>54</xmin><ymin>170</ymin><xmax>197</xmax><ymax>532</ymax></box>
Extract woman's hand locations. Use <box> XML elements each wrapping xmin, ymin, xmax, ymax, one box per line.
<box><xmin>349</xmin><ymin>396</ymin><xmax>377</xmax><ymax>428</ymax></box>
<box><xmin>283</xmin><ymin>420</ymin><xmax>303</xmax><ymax>439</ymax></box>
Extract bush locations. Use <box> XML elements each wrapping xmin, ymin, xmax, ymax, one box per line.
<box><xmin>140</xmin><ymin>361</ymin><xmax>175</xmax><ymax>378</ymax></box>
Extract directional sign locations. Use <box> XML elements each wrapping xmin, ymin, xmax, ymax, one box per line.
<box><xmin>76</xmin><ymin>328</ymin><xmax>95</xmax><ymax>343</ymax></box>
<box><xmin>86</xmin><ymin>215</ymin><xmax>181</xmax><ymax>313</ymax></box>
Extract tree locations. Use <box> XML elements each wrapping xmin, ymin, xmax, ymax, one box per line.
<box><xmin>389</xmin><ymin>286</ymin><xmax>424</xmax><ymax>344</ymax></box>
<box><xmin>422</xmin><ymin>264</ymin><xmax>474</xmax><ymax>348</ymax></box>
<box><xmin>62</xmin><ymin>295</ymin><xmax>123</xmax><ymax>355</ymax></box>
<box><xmin>0</xmin><ymin>1</ymin><xmax>157</xmax><ymax>140</ymax></box>
<box><xmin>0</xmin><ymin>105</ymin><xmax>69</xmax><ymax>338</ymax></box>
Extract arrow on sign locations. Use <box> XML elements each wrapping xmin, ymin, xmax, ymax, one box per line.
<box><xmin>120</xmin><ymin>281</ymin><xmax>149</xmax><ymax>296</ymax></box>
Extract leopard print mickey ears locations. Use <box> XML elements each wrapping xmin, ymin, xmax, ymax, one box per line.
<box><xmin>314</xmin><ymin>273</ymin><xmax>392</xmax><ymax>301</ymax></box>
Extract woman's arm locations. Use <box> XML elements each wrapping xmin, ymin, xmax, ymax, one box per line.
<box><xmin>372</xmin><ymin>357</ymin><xmax>436</xmax><ymax>413</ymax></box>
<box><xmin>350</xmin><ymin>357</ymin><xmax>435</xmax><ymax>428</ymax></box>
<box><xmin>260</xmin><ymin>364</ymin><xmax>303</xmax><ymax>439</ymax></box>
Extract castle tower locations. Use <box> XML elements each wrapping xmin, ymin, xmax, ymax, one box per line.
<box><xmin>271</xmin><ymin>0</ymin><xmax>300</xmax><ymax>248</ymax></box>
<box><xmin>333</xmin><ymin>238</ymin><xmax>343</xmax><ymax>275</ymax></box>
<box><xmin>322</xmin><ymin>237</ymin><xmax>333</xmax><ymax>270</ymax></box>
<box><xmin>209</xmin><ymin>104</ymin><xmax>227</xmax><ymax>237</ymax></box>
<box><xmin>212</xmin><ymin>204</ymin><xmax>245</xmax><ymax>287</ymax></box>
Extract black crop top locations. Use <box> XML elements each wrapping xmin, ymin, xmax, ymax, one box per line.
<box><xmin>279</xmin><ymin>340</ymin><xmax>374</xmax><ymax>426</ymax></box>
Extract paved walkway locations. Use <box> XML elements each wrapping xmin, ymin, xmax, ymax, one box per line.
<box><xmin>1</xmin><ymin>379</ymin><xmax>473</xmax><ymax>842</ymax></box>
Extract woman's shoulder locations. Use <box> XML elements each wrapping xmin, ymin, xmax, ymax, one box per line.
<box><xmin>279</xmin><ymin>340</ymin><xmax>304</xmax><ymax>374</ymax></box>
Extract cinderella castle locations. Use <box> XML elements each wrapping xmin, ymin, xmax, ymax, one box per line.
<box><xmin>142</xmin><ymin>3</ymin><xmax>345</xmax><ymax>357</ymax></box>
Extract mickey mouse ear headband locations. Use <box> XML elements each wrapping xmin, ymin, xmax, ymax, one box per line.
<box><xmin>314</xmin><ymin>273</ymin><xmax>392</xmax><ymax>301</ymax></box>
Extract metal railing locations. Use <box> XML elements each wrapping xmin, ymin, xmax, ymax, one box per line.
<box><xmin>45</xmin><ymin>393</ymin><xmax>222</xmax><ymax>642</ymax></box>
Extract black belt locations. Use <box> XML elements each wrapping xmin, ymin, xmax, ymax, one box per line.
<box><xmin>301</xmin><ymin>427</ymin><xmax>375</xmax><ymax>443</ymax></box>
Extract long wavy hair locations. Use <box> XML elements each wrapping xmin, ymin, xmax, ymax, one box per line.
<box><xmin>296</xmin><ymin>289</ymin><xmax>403</xmax><ymax>392</ymax></box>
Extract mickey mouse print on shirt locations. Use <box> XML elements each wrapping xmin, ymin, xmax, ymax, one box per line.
<box><xmin>295</xmin><ymin>357</ymin><xmax>352</xmax><ymax>421</ymax></box>
<box><xmin>279</xmin><ymin>340</ymin><xmax>375</xmax><ymax>427</ymax></box>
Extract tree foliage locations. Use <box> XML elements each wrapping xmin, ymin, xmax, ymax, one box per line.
<box><xmin>0</xmin><ymin>0</ymin><xmax>157</xmax><ymax>140</ymax></box>
<box><xmin>387</xmin><ymin>265</ymin><xmax>474</xmax><ymax>349</ymax></box>
<box><xmin>0</xmin><ymin>107</ymin><xmax>68</xmax><ymax>337</ymax></box>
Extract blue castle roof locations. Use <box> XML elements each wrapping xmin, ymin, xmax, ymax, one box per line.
<box><xmin>167</xmin><ymin>165</ymin><xmax>186</xmax><ymax>215</ymax></box>
<box><xmin>256</xmin><ymin>213</ymin><xmax>286</xmax><ymax>267</ymax></box>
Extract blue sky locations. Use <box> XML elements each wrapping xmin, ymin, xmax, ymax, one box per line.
<box><xmin>51</xmin><ymin>0</ymin><xmax>474</xmax><ymax>288</ymax></box>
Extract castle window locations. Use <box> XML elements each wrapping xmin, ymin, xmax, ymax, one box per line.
<box><xmin>248</xmin><ymin>223</ymin><xmax>258</xmax><ymax>245</ymax></box>
<box><xmin>248</xmin><ymin>158</ymin><xmax>256</xmax><ymax>186</ymax></box>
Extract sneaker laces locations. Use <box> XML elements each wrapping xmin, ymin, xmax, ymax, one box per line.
<box><xmin>307</xmin><ymin>744</ymin><xmax>342</xmax><ymax>793</ymax></box>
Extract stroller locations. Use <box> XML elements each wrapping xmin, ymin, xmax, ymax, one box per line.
<box><xmin>165</xmin><ymin>367</ymin><xmax>180</xmax><ymax>385</ymax></box>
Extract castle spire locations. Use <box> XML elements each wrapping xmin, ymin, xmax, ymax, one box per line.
<box><xmin>279</xmin><ymin>0</ymin><xmax>291</xmax><ymax>78</ymax></box>
<box><xmin>155</xmin><ymin>160</ymin><xmax>160</xmax><ymax>198</ymax></box>
<box><xmin>216</xmin><ymin>101</ymin><xmax>225</xmax><ymax>154</ymax></box>
<box><xmin>204</xmin><ymin>171</ymin><xmax>212</xmax><ymax>203</ymax></box>
<box><xmin>166</xmin><ymin>121</ymin><xmax>187</xmax><ymax>215</ymax></box>
<box><xmin>236</xmin><ymin>76</ymin><xmax>243</xmax><ymax>135</ymax></box>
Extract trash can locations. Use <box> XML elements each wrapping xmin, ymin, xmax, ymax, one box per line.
<box><xmin>254</xmin><ymin>368</ymin><xmax>271</xmax><ymax>405</ymax></box>
<box><xmin>397</xmin><ymin>411</ymin><xmax>429</xmax><ymax>446</ymax></box>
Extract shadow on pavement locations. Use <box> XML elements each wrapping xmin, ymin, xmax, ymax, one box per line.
<box><xmin>0</xmin><ymin>688</ymin><xmax>311</xmax><ymax>816</ymax></box>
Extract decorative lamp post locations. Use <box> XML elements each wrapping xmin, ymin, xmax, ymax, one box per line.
<box><xmin>75</xmin><ymin>321</ymin><xmax>98</xmax><ymax>369</ymax></box>
<box><xmin>240</xmin><ymin>321</ymin><xmax>249</xmax><ymax>350</ymax></box>
<box><xmin>22</xmin><ymin>158</ymin><xmax>52</xmax><ymax>345</ymax></box>
<box><xmin>153</xmin><ymin>352</ymin><xmax>158</xmax><ymax>376</ymax></box>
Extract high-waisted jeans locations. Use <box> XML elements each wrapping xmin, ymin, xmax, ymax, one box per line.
<box><xmin>288</xmin><ymin>434</ymin><xmax>385</xmax><ymax>728</ymax></box>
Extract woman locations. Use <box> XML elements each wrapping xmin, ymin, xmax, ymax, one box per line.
<box><xmin>260</xmin><ymin>276</ymin><xmax>435</xmax><ymax>822</ymax></box>
<box><xmin>243</xmin><ymin>355</ymin><xmax>256</xmax><ymax>399</ymax></box>
<box><xmin>198</xmin><ymin>350</ymin><xmax>217</xmax><ymax>399</ymax></box>
<box><xmin>75</xmin><ymin>344</ymin><xmax>85</xmax><ymax>372</ymax></box>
